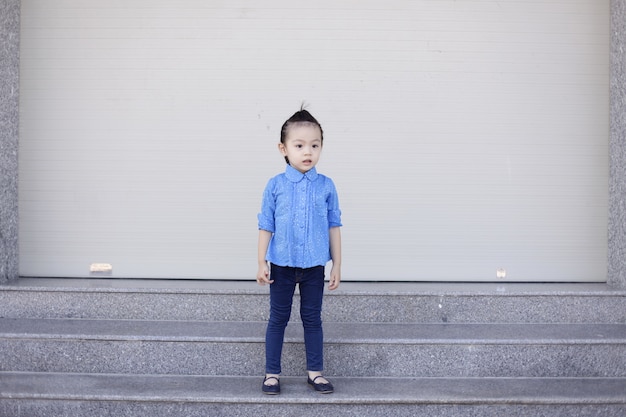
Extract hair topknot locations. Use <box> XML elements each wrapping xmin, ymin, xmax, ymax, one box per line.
<box><xmin>280</xmin><ymin>107</ymin><xmax>323</xmax><ymax>143</ymax></box>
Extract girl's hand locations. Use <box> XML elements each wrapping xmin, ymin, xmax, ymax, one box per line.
<box><xmin>328</xmin><ymin>265</ymin><xmax>341</xmax><ymax>290</ymax></box>
<box><xmin>257</xmin><ymin>262</ymin><xmax>273</xmax><ymax>285</ymax></box>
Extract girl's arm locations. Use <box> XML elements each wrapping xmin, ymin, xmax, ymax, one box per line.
<box><xmin>328</xmin><ymin>226</ymin><xmax>342</xmax><ymax>290</ymax></box>
<box><xmin>257</xmin><ymin>230</ymin><xmax>273</xmax><ymax>285</ymax></box>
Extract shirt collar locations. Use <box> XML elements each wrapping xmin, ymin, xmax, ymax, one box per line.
<box><xmin>285</xmin><ymin>164</ymin><xmax>318</xmax><ymax>182</ymax></box>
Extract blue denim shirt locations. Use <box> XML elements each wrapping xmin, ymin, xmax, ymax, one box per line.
<box><xmin>258</xmin><ymin>164</ymin><xmax>342</xmax><ymax>268</ymax></box>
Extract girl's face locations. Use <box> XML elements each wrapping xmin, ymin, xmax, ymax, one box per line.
<box><xmin>279</xmin><ymin>124</ymin><xmax>323</xmax><ymax>174</ymax></box>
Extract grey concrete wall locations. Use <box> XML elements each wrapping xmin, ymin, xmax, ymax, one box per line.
<box><xmin>0</xmin><ymin>0</ymin><xmax>20</xmax><ymax>283</ymax></box>
<box><xmin>1</xmin><ymin>1</ymin><xmax>625</xmax><ymax>286</ymax></box>
<box><xmin>609</xmin><ymin>0</ymin><xmax>626</xmax><ymax>289</ymax></box>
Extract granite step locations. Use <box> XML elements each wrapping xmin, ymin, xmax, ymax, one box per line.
<box><xmin>1</xmin><ymin>372</ymin><xmax>624</xmax><ymax>417</ymax></box>
<box><xmin>1</xmin><ymin>318</ymin><xmax>624</xmax><ymax>378</ymax></box>
<box><xmin>1</xmin><ymin>279</ymin><xmax>625</xmax><ymax>324</ymax></box>
<box><xmin>2</xmin><ymin>280</ymin><xmax>624</xmax><ymax>415</ymax></box>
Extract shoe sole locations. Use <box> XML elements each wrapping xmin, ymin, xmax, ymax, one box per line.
<box><xmin>307</xmin><ymin>383</ymin><xmax>334</xmax><ymax>394</ymax></box>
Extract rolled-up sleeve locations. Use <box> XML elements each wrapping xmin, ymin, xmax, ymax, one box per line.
<box><xmin>257</xmin><ymin>179</ymin><xmax>276</xmax><ymax>233</ymax></box>
<box><xmin>326</xmin><ymin>179</ymin><xmax>342</xmax><ymax>228</ymax></box>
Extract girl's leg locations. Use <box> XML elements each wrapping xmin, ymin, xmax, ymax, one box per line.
<box><xmin>265</xmin><ymin>264</ymin><xmax>296</xmax><ymax>375</ymax></box>
<box><xmin>298</xmin><ymin>265</ymin><xmax>325</xmax><ymax>373</ymax></box>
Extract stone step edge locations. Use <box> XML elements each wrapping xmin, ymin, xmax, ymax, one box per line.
<box><xmin>1</xmin><ymin>372</ymin><xmax>624</xmax><ymax>406</ymax></box>
<box><xmin>4</xmin><ymin>278</ymin><xmax>625</xmax><ymax>296</ymax></box>
<box><xmin>1</xmin><ymin>318</ymin><xmax>625</xmax><ymax>345</ymax></box>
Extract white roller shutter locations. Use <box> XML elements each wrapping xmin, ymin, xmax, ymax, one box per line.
<box><xmin>19</xmin><ymin>0</ymin><xmax>609</xmax><ymax>281</ymax></box>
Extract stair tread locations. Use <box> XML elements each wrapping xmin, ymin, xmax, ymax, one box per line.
<box><xmin>5</xmin><ymin>278</ymin><xmax>624</xmax><ymax>295</ymax></box>
<box><xmin>1</xmin><ymin>318</ymin><xmax>624</xmax><ymax>343</ymax></box>
<box><xmin>4</xmin><ymin>280</ymin><xmax>624</xmax><ymax>325</ymax></box>
<box><xmin>1</xmin><ymin>372</ymin><xmax>624</xmax><ymax>405</ymax></box>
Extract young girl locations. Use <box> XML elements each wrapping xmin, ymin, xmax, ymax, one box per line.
<box><xmin>256</xmin><ymin>108</ymin><xmax>342</xmax><ymax>395</ymax></box>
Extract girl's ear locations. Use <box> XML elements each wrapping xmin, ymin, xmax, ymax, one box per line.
<box><xmin>278</xmin><ymin>142</ymin><xmax>287</xmax><ymax>156</ymax></box>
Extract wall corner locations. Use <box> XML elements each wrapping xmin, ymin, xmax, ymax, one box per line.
<box><xmin>608</xmin><ymin>0</ymin><xmax>626</xmax><ymax>289</ymax></box>
<box><xmin>0</xmin><ymin>0</ymin><xmax>20</xmax><ymax>283</ymax></box>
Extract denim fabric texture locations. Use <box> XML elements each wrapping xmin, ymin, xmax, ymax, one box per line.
<box><xmin>265</xmin><ymin>264</ymin><xmax>325</xmax><ymax>374</ymax></box>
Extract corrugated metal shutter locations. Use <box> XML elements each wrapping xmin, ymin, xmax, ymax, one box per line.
<box><xmin>19</xmin><ymin>0</ymin><xmax>609</xmax><ymax>281</ymax></box>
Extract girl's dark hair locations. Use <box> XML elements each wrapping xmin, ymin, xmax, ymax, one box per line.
<box><xmin>279</xmin><ymin>106</ymin><xmax>324</xmax><ymax>164</ymax></box>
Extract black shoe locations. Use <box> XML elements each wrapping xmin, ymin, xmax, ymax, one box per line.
<box><xmin>262</xmin><ymin>376</ymin><xmax>280</xmax><ymax>395</ymax></box>
<box><xmin>307</xmin><ymin>375</ymin><xmax>334</xmax><ymax>394</ymax></box>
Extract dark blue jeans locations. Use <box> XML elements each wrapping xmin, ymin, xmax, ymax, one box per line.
<box><xmin>265</xmin><ymin>264</ymin><xmax>325</xmax><ymax>374</ymax></box>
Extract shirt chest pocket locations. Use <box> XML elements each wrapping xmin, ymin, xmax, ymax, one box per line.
<box><xmin>314</xmin><ymin>192</ymin><xmax>329</xmax><ymax>218</ymax></box>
